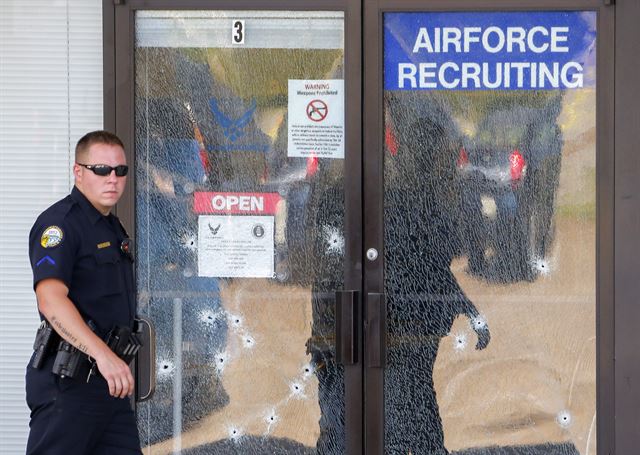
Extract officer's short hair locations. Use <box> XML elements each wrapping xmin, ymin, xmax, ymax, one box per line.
<box><xmin>75</xmin><ymin>130</ymin><xmax>124</xmax><ymax>162</ymax></box>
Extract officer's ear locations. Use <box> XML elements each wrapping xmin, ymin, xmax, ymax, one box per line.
<box><xmin>73</xmin><ymin>163</ymin><xmax>83</xmax><ymax>182</ymax></box>
<box><xmin>73</xmin><ymin>163</ymin><xmax>84</xmax><ymax>186</ymax></box>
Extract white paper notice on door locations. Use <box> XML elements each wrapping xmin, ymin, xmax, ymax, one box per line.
<box><xmin>287</xmin><ymin>79</ymin><xmax>345</xmax><ymax>159</ymax></box>
<box><xmin>198</xmin><ymin>215</ymin><xmax>274</xmax><ymax>278</ymax></box>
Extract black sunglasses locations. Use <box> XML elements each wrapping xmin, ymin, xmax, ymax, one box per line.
<box><xmin>77</xmin><ymin>163</ymin><xmax>129</xmax><ymax>177</ymax></box>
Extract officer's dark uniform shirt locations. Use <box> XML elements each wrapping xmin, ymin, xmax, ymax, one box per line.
<box><xmin>28</xmin><ymin>186</ymin><xmax>135</xmax><ymax>335</ymax></box>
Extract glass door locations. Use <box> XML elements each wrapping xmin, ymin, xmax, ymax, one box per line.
<box><xmin>126</xmin><ymin>7</ymin><xmax>362</xmax><ymax>454</ymax></box>
<box><xmin>364</xmin><ymin>4</ymin><xmax>607</xmax><ymax>455</ymax></box>
<box><xmin>110</xmin><ymin>1</ymin><xmax>616</xmax><ymax>453</ymax></box>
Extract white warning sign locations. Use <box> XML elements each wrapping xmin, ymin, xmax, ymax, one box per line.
<box><xmin>198</xmin><ymin>215</ymin><xmax>274</xmax><ymax>278</ymax></box>
<box><xmin>287</xmin><ymin>79</ymin><xmax>345</xmax><ymax>159</ymax></box>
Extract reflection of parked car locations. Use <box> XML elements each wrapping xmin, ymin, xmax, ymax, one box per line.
<box><xmin>457</xmin><ymin>93</ymin><xmax>563</xmax><ymax>282</ymax></box>
<box><xmin>135</xmin><ymin>48</ymin><xmax>346</xmax><ymax>445</ymax></box>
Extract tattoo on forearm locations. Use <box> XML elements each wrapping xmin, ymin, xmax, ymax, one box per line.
<box><xmin>50</xmin><ymin>316</ymin><xmax>80</xmax><ymax>346</ymax></box>
<box><xmin>77</xmin><ymin>343</ymin><xmax>89</xmax><ymax>354</ymax></box>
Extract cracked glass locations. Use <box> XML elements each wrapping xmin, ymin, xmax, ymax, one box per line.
<box><xmin>383</xmin><ymin>12</ymin><xmax>597</xmax><ymax>455</ymax></box>
<box><xmin>134</xmin><ymin>11</ymin><xmax>346</xmax><ymax>454</ymax></box>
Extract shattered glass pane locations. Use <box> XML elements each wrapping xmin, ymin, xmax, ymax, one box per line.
<box><xmin>383</xmin><ymin>12</ymin><xmax>596</xmax><ymax>455</ymax></box>
<box><xmin>134</xmin><ymin>11</ymin><xmax>346</xmax><ymax>454</ymax></box>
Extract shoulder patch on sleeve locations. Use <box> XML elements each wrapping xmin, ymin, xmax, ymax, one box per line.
<box><xmin>40</xmin><ymin>226</ymin><xmax>64</xmax><ymax>248</ymax></box>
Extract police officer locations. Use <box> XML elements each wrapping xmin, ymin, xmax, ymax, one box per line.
<box><xmin>26</xmin><ymin>131</ymin><xmax>141</xmax><ymax>454</ymax></box>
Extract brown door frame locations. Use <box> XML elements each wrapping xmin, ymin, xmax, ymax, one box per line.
<box><xmin>104</xmin><ymin>0</ymin><xmax>640</xmax><ymax>452</ymax></box>
<box><xmin>363</xmin><ymin>1</ymin><xmax>615</xmax><ymax>454</ymax></box>
<box><xmin>613</xmin><ymin>0</ymin><xmax>640</xmax><ymax>453</ymax></box>
<box><xmin>104</xmin><ymin>1</ymin><xmax>363</xmax><ymax>453</ymax></box>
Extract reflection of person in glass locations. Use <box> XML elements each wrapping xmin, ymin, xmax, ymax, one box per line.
<box><xmin>383</xmin><ymin>92</ymin><xmax>490</xmax><ymax>454</ymax></box>
<box><xmin>135</xmin><ymin>90</ymin><xmax>230</xmax><ymax>444</ymax></box>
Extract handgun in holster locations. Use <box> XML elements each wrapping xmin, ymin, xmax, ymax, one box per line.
<box><xmin>85</xmin><ymin>324</ymin><xmax>142</xmax><ymax>383</ymax></box>
<box><xmin>82</xmin><ymin>318</ymin><xmax>155</xmax><ymax>402</ymax></box>
<box><xmin>105</xmin><ymin>325</ymin><xmax>142</xmax><ymax>365</ymax></box>
<box><xmin>31</xmin><ymin>320</ymin><xmax>58</xmax><ymax>369</ymax></box>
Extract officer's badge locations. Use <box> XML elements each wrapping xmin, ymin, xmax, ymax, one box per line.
<box><xmin>40</xmin><ymin>226</ymin><xmax>63</xmax><ymax>248</ymax></box>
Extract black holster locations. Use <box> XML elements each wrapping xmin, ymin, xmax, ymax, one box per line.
<box><xmin>31</xmin><ymin>320</ymin><xmax>58</xmax><ymax>369</ymax></box>
<box><xmin>105</xmin><ymin>324</ymin><xmax>142</xmax><ymax>365</ymax></box>
<box><xmin>51</xmin><ymin>320</ymin><xmax>99</xmax><ymax>378</ymax></box>
<box><xmin>31</xmin><ymin>319</ymin><xmax>93</xmax><ymax>379</ymax></box>
<box><xmin>51</xmin><ymin>340</ymin><xmax>84</xmax><ymax>378</ymax></box>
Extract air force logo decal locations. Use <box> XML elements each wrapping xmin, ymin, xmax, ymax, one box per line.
<box><xmin>40</xmin><ymin>226</ymin><xmax>64</xmax><ymax>248</ymax></box>
<box><xmin>209</xmin><ymin>98</ymin><xmax>257</xmax><ymax>142</ymax></box>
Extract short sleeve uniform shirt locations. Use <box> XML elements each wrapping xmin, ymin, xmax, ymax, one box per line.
<box><xmin>29</xmin><ymin>186</ymin><xmax>135</xmax><ymax>335</ymax></box>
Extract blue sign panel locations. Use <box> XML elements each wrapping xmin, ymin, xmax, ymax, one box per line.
<box><xmin>384</xmin><ymin>11</ymin><xmax>596</xmax><ymax>90</ymax></box>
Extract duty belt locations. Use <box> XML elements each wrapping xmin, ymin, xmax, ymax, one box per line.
<box><xmin>31</xmin><ymin>319</ymin><xmax>142</xmax><ymax>380</ymax></box>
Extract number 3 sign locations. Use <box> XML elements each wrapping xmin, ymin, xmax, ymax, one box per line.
<box><xmin>232</xmin><ymin>20</ymin><xmax>245</xmax><ymax>45</ymax></box>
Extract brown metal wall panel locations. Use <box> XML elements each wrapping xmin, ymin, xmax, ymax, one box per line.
<box><xmin>597</xmin><ymin>3</ymin><xmax>616</xmax><ymax>455</ymax></box>
<box><xmin>615</xmin><ymin>0</ymin><xmax>640</xmax><ymax>452</ymax></box>
<box><xmin>342</xmin><ymin>1</ymin><xmax>365</xmax><ymax>453</ymax></box>
<box><xmin>103</xmin><ymin>0</ymin><xmax>116</xmax><ymax>132</ymax></box>
<box><xmin>113</xmin><ymin>3</ymin><xmax>135</xmax><ymax>226</ymax></box>
<box><xmin>362</xmin><ymin>0</ymin><xmax>384</xmax><ymax>452</ymax></box>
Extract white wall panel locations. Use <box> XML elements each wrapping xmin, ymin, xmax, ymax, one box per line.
<box><xmin>0</xmin><ymin>1</ymin><xmax>103</xmax><ymax>452</ymax></box>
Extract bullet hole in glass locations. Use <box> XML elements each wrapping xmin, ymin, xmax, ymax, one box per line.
<box><xmin>556</xmin><ymin>410</ymin><xmax>572</xmax><ymax>428</ymax></box>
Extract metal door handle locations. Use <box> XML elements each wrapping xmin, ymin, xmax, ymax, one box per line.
<box><xmin>336</xmin><ymin>290</ymin><xmax>358</xmax><ymax>365</ymax></box>
<box><xmin>366</xmin><ymin>293</ymin><xmax>386</xmax><ymax>368</ymax></box>
<box><xmin>134</xmin><ymin>317</ymin><xmax>156</xmax><ymax>402</ymax></box>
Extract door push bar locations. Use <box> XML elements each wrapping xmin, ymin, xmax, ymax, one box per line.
<box><xmin>366</xmin><ymin>293</ymin><xmax>386</xmax><ymax>368</ymax></box>
<box><xmin>336</xmin><ymin>290</ymin><xmax>359</xmax><ymax>365</ymax></box>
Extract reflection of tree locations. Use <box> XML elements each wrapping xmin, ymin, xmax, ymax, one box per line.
<box><xmin>144</xmin><ymin>47</ymin><xmax>343</xmax><ymax>108</ymax></box>
<box><xmin>203</xmin><ymin>48</ymin><xmax>343</xmax><ymax>105</ymax></box>
<box><xmin>443</xmin><ymin>90</ymin><xmax>562</xmax><ymax>129</ymax></box>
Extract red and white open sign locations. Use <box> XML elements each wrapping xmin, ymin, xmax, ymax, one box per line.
<box><xmin>193</xmin><ymin>192</ymin><xmax>281</xmax><ymax>215</ymax></box>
